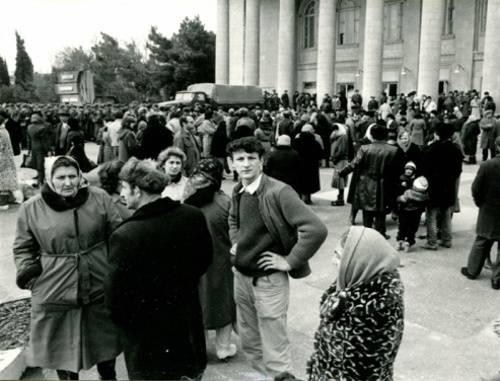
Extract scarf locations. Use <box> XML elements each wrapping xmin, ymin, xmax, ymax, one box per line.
<box><xmin>41</xmin><ymin>156</ymin><xmax>89</xmax><ymax>212</ymax></box>
<box><xmin>337</xmin><ymin>226</ymin><xmax>400</xmax><ymax>290</ymax></box>
<box><xmin>397</xmin><ymin>132</ymin><xmax>412</xmax><ymax>153</ymax></box>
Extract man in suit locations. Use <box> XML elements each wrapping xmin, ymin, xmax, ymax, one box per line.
<box><xmin>461</xmin><ymin>137</ymin><xmax>500</xmax><ymax>289</ymax></box>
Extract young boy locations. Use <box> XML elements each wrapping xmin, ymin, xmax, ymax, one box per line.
<box><xmin>397</xmin><ymin>176</ymin><xmax>429</xmax><ymax>252</ymax></box>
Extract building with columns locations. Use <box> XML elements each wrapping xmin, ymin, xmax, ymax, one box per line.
<box><xmin>216</xmin><ymin>0</ymin><xmax>500</xmax><ymax>105</ymax></box>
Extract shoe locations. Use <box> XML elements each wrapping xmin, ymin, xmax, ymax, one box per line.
<box><xmin>492</xmin><ymin>280</ymin><xmax>500</xmax><ymax>290</ymax></box>
<box><xmin>422</xmin><ymin>243</ymin><xmax>438</xmax><ymax>251</ymax></box>
<box><xmin>216</xmin><ymin>343</ymin><xmax>237</xmax><ymax>361</ymax></box>
<box><xmin>383</xmin><ymin>234</ymin><xmax>391</xmax><ymax>240</ymax></box>
<box><xmin>397</xmin><ymin>241</ymin><xmax>404</xmax><ymax>251</ymax></box>
<box><xmin>330</xmin><ymin>200</ymin><xmax>345</xmax><ymax>206</ymax></box>
<box><xmin>274</xmin><ymin>372</ymin><xmax>300</xmax><ymax>381</ymax></box>
<box><xmin>460</xmin><ymin>267</ymin><xmax>477</xmax><ymax>280</ymax></box>
<box><xmin>439</xmin><ymin>241</ymin><xmax>452</xmax><ymax>248</ymax></box>
<box><xmin>403</xmin><ymin>242</ymin><xmax>411</xmax><ymax>252</ymax></box>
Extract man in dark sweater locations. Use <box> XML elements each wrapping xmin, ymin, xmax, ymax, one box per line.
<box><xmin>228</xmin><ymin>137</ymin><xmax>328</xmax><ymax>380</ymax></box>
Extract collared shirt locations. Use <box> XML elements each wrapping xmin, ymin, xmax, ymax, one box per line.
<box><xmin>239</xmin><ymin>174</ymin><xmax>262</xmax><ymax>195</ymax></box>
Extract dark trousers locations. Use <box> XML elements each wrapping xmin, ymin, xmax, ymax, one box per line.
<box><xmin>57</xmin><ymin>359</ymin><xmax>116</xmax><ymax>380</ymax></box>
<box><xmin>362</xmin><ymin>210</ymin><xmax>386</xmax><ymax>236</ymax></box>
<box><xmin>397</xmin><ymin>210</ymin><xmax>423</xmax><ymax>246</ymax></box>
<box><xmin>466</xmin><ymin>236</ymin><xmax>500</xmax><ymax>281</ymax></box>
<box><xmin>483</xmin><ymin>148</ymin><xmax>496</xmax><ymax>161</ymax></box>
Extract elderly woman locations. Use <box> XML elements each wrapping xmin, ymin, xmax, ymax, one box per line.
<box><xmin>98</xmin><ymin>160</ymin><xmax>131</xmax><ymax>220</ymax></box>
<box><xmin>158</xmin><ymin>147</ymin><xmax>189</xmax><ymax>201</ymax></box>
<box><xmin>13</xmin><ymin>156</ymin><xmax>122</xmax><ymax>380</ymax></box>
<box><xmin>292</xmin><ymin>124</ymin><xmax>323</xmax><ymax>204</ymax></box>
<box><xmin>308</xmin><ymin>227</ymin><xmax>404</xmax><ymax>381</ymax></box>
<box><xmin>184</xmin><ymin>159</ymin><xmax>237</xmax><ymax>360</ymax></box>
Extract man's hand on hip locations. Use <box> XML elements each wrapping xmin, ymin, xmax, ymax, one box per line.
<box><xmin>257</xmin><ymin>252</ymin><xmax>291</xmax><ymax>272</ymax></box>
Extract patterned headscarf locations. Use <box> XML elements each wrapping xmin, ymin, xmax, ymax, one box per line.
<box><xmin>190</xmin><ymin>158</ymin><xmax>224</xmax><ymax>191</ymax></box>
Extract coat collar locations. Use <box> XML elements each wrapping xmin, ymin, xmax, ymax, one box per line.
<box><xmin>120</xmin><ymin>197</ymin><xmax>180</xmax><ymax>226</ymax></box>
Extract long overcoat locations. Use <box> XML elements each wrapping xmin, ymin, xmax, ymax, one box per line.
<box><xmin>343</xmin><ymin>142</ymin><xmax>398</xmax><ymax>212</ymax></box>
<box><xmin>0</xmin><ymin>125</ymin><xmax>18</xmax><ymax>192</ymax></box>
<box><xmin>13</xmin><ymin>186</ymin><xmax>123</xmax><ymax>373</ymax></box>
<box><xmin>197</xmin><ymin>191</ymin><xmax>235</xmax><ymax>329</ymax></box>
<box><xmin>292</xmin><ymin>133</ymin><xmax>323</xmax><ymax>195</ymax></box>
<box><xmin>106</xmin><ymin>197</ymin><xmax>212</xmax><ymax>380</ymax></box>
<box><xmin>27</xmin><ymin>122</ymin><xmax>53</xmax><ymax>176</ymax></box>
<box><xmin>472</xmin><ymin>156</ymin><xmax>500</xmax><ymax>240</ymax></box>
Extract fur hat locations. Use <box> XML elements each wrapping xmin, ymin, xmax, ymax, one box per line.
<box><xmin>413</xmin><ymin>176</ymin><xmax>428</xmax><ymax>192</ymax></box>
<box><xmin>404</xmin><ymin>161</ymin><xmax>416</xmax><ymax>171</ymax></box>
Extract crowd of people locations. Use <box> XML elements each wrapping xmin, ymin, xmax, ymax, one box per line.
<box><xmin>1</xmin><ymin>84</ymin><xmax>500</xmax><ymax>380</ymax></box>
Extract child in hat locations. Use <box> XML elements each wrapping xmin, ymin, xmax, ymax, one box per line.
<box><xmin>397</xmin><ymin>176</ymin><xmax>429</xmax><ymax>251</ymax></box>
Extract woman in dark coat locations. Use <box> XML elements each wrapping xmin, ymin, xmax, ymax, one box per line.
<box><xmin>308</xmin><ymin>227</ymin><xmax>404</xmax><ymax>381</ymax></box>
<box><xmin>263</xmin><ymin>135</ymin><xmax>301</xmax><ymax>193</ymax></box>
<box><xmin>27</xmin><ymin>112</ymin><xmax>53</xmax><ymax>184</ymax></box>
<box><xmin>13</xmin><ymin>156</ymin><xmax>122</xmax><ymax>380</ymax></box>
<box><xmin>67</xmin><ymin>120</ymin><xmax>96</xmax><ymax>173</ymax></box>
<box><xmin>106</xmin><ymin>158</ymin><xmax>212</xmax><ymax>380</ymax></box>
<box><xmin>292</xmin><ymin>124</ymin><xmax>323</xmax><ymax>204</ymax></box>
<box><xmin>138</xmin><ymin>113</ymin><xmax>173</xmax><ymax>160</ymax></box>
<box><xmin>395</xmin><ymin>130</ymin><xmax>423</xmax><ymax>176</ymax></box>
<box><xmin>461</xmin><ymin>117</ymin><xmax>481</xmax><ymax>164</ymax></box>
<box><xmin>184</xmin><ymin>159</ymin><xmax>237</xmax><ymax>360</ymax></box>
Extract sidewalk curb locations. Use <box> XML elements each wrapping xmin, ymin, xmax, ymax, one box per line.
<box><xmin>0</xmin><ymin>347</ymin><xmax>26</xmax><ymax>380</ymax></box>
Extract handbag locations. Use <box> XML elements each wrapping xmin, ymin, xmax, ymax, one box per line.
<box><xmin>21</xmin><ymin>152</ymin><xmax>33</xmax><ymax>169</ymax></box>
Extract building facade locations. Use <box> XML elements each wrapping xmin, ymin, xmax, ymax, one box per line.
<box><xmin>216</xmin><ymin>0</ymin><xmax>500</xmax><ymax>105</ymax></box>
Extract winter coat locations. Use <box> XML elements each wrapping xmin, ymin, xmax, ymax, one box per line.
<box><xmin>472</xmin><ymin>157</ymin><xmax>500</xmax><ymax>240</ymax></box>
<box><xmin>409</xmin><ymin>118</ymin><xmax>426</xmax><ymax>147</ymax></box>
<box><xmin>106</xmin><ymin>197</ymin><xmax>212</xmax><ymax>380</ymax></box>
<box><xmin>461</xmin><ymin>120</ymin><xmax>480</xmax><ymax>156</ymax></box>
<box><xmin>211</xmin><ymin>120</ymin><xmax>230</xmax><ymax>158</ymax></box>
<box><xmin>263</xmin><ymin>146</ymin><xmax>301</xmax><ymax>193</ymax></box>
<box><xmin>341</xmin><ymin>142</ymin><xmax>398</xmax><ymax>212</ymax></box>
<box><xmin>292</xmin><ymin>133</ymin><xmax>323</xmax><ymax>195</ymax></box>
<box><xmin>174</xmin><ymin>129</ymin><xmax>201</xmax><ymax>176</ymax></box>
<box><xmin>307</xmin><ymin>272</ymin><xmax>404</xmax><ymax>381</ymax></box>
<box><xmin>198</xmin><ymin>119</ymin><xmax>217</xmax><ymax>157</ymax></box>
<box><xmin>394</xmin><ymin>144</ymin><xmax>423</xmax><ymax>177</ymax></box>
<box><xmin>27</xmin><ymin>122</ymin><xmax>54</xmax><ymax>176</ymax></box>
<box><xmin>13</xmin><ymin>186</ymin><xmax>123</xmax><ymax>372</ymax></box>
<box><xmin>194</xmin><ymin>191</ymin><xmax>235</xmax><ymax>329</ymax></box>
<box><xmin>5</xmin><ymin>118</ymin><xmax>21</xmax><ymax>156</ymax></box>
<box><xmin>0</xmin><ymin>124</ymin><xmax>18</xmax><ymax>192</ymax></box>
<box><xmin>117</xmin><ymin>128</ymin><xmax>138</xmax><ymax>162</ymax></box>
<box><xmin>308</xmin><ymin>227</ymin><xmax>404</xmax><ymax>381</ymax></box>
<box><xmin>479</xmin><ymin>116</ymin><xmax>497</xmax><ymax>149</ymax></box>
<box><xmin>138</xmin><ymin>124</ymin><xmax>173</xmax><ymax>160</ymax></box>
<box><xmin>422</xmin><ymin>140</ymin><xmax>463</xmax><ymax>207</ymax></box>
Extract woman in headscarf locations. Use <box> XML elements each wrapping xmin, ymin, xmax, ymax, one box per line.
<box><xmin>395</xmin><ymin>130</ymin><xmax>423</xmax><ymax>177</ymax></box>
<box><xmin>184</xmin><ymin>159</ymin><xmax>237</xmax><ymax>361</ymax></box>
<box><xmin>292</xmin><ymin>124</ymin><xmax>323</xmax><ymax>204</ymax></box>
<box><xmin>13</xmin><ymin>156</ymin><xmax>123</xmax><ymax>380</ymax></box>
<box><xmin>307</xmin><ymin>227</ymin><xmax>404</xmax><ymax>381</ymax></box>
<box><xmin>329</xmin><ymin>123</ymin><xmax>349</xmax><ymax>206</ymax></box>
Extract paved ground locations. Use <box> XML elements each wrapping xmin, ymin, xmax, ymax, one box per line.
<box><xmin>1</xmin><ymin>144</ymin><xmax>500</xmax><ymax>380</ymax></box>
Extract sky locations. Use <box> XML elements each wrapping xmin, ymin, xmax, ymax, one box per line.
<box><xmin>0</xmin><ymin>0</ymin><xmax>217</xmax><ymax>74</ymax></box>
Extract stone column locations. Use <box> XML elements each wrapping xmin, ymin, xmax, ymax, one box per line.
<box><xmin>229</xmin><ymin>0</ymin><xmax>245</xmax><ymax>85</ymax></box>
<box><xmin>361</xmin><ymin>0</ymin><xmax>384</xmax><ymax>108</ymax></box>
<box><xmin>244</xmin><ymin>0</ymin><xmax>260</xmax><ymax>85</ymax></box>
<box><xmin>482</xmin><ymin>0</ymin><xmax>500</xmax><ymax>103</ymax></box>
<box><xmin>277</xmin><ymin>0</ymin><xmax>296</xmax><ymax>95</ymax></box>
<box><xmin>417</xmin><ymin>0</ymin><xmax>445</xmax><ymax>100</ymax></box>
<box><xmin>216</xmin><ymin>0</ymin><xmax>229</xmax><ymax>84</ymax></box>
<box><xmin>316</xmin><ymin>0</ymin><xmax>337</xmax><ymax>105</ymax></box>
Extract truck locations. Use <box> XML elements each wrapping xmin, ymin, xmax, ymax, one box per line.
<box><xmin>55</xmin><ymin>70</ymin><xmax>95</xmax><ymax>104</ymax></box>
<box><xmin>158</xmin><ymin>83</ymin><xmax>264</xmax><ymax>109</ymax></box>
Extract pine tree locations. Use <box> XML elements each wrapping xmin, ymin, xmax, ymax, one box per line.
<box><xmin>0</xmin><ymin>57</ymin><xmax>10</xmax><ymax>86</ymax></box>
<box><xmin>14</xmin><ymin>31</ymin><xmax>34</xmax><ymax>89</ymax></box>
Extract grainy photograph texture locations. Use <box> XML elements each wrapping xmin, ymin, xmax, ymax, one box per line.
<box><xmin>1</xmin><ymin>0</ymin><xmax>500</xmax><ymax>380</ymax></box>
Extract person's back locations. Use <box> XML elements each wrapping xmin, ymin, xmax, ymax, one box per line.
<box><xmin>107</xmin><ymin>158</ymin><xmax>212</xmax><ymax>380</ymax></box>
<box><xmin>264</xmin><ymin>144</ymin><xmax>301</xmax><ymax>193</ymax></box>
